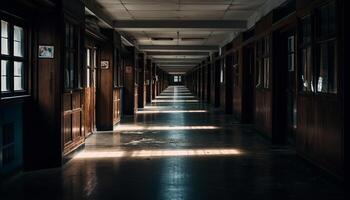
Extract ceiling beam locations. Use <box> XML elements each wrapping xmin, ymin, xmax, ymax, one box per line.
<box><xmin>140</xmin><ymin>45</ymin><xmax>218</xmax><ymax>52</ymax></box>
<box><xmin>83</xmin><ymin>0</ymin><xmax>113</xmax><ymax>28</ymax></box>
<box><xmin>114</xmin><ymin>20</ymin><xmax>247</xmax><ymax>29</ymax></box>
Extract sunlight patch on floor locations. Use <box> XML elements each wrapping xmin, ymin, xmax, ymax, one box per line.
<box><xmin>74</xmin><ymin>149</ymin><xmax>242</xmax><ymax>159</ymax></box>
<box><xmin>115</xmin><ymin>125</ymin><xmax>219</xmax><ymax>131</ymax></box>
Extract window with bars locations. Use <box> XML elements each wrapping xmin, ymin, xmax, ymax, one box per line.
<box><xmin>1</xmin><ymin>19</ymin><xmax>26</xmax><ymax>97</ymax></box>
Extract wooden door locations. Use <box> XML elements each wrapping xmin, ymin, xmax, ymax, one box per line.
<box><xmin>272</xmin><ymin>29</ymin><xmax>297</xmax><ymax>144</ymax></box>
<box><xmin>84</xmin><ymin>47</ymin><xmax>97</xmax><ymax>137</ymax></box>
<box><xmin>285</xmin><ymin>33</ymin><xmax>297</xmax><ymax>144</ymax></box>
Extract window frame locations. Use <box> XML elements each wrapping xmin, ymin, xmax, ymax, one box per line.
<box><xmin>0</xmin><ymin>14</ymin><xmax>28</xmax><ymax>98</ymax></box>
<box><xmin>298</xmin><ymin>15</ymin><xmax>314</xmax><ymax>94</ymax></box>
<box><xmin>63</xmin><ymin>17</ymin><xmax>82</xmax><ymax>91</ymax></box>
<box><xmin>314</xmin><ymin>1</ymin><xmax>337</xmax><ymax>94</ymax></box>
<box><xmin>255</xmin><ymin>35</ymin><xmax>271</xmax><ymax>89</ymax></box>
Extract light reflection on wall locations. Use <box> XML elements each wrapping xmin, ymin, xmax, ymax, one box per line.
<box><xmin>74</xmin><ymin>149</ymin><xmax>242</xmax><ymax>159</ymax></box>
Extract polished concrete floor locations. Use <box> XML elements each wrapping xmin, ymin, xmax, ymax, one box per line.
<box><xmin>0</xmin><ymin>86</ymin><xmax>344</xmax><ymax>200</ymax></box>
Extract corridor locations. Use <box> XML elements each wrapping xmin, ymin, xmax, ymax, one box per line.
<box><xmin>0</xmin><ymin>86</ymin><xmax>343</xmax><ymax>200</ymax></box>
<box><xmin>0</xmin><ymin>0</ymin><xmax>345</xmax><ymax>199</ymax></box>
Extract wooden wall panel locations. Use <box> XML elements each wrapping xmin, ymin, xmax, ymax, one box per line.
<box><xmin>84</xmin><ymin>88</ymin><xmax>93</xmax><ymax>136</ymax></box>
<box><xmin>97</xmin><ymin>44</ymin><xmax>113</xmax><ymax>129</ymax></box>
<box><xmin>63</xmin><ymin>91</ymin><xmax>84</xmax><ymax>155</ymax></box>
<box><xmin>297</xmin><ymin>95</ymin><xmax>343</xmax><ymax>177</ymax></box>
<box><xmin>255</xmin><ymin>90</ymin><xmax>272</xmax><ymax>137</ymax></box>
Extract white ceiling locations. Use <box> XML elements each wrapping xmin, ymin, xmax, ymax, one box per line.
<box><xmin>95</xmin><ymin>0</ymin><xmax>268</xmax><ymax>73</ymax></box>
<box><xmin>96</xmin><ymin>0</ymin><xmax>266</xmax><ymax>20</ymax></box>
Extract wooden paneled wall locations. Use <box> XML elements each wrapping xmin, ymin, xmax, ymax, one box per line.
<box><xmin>185</xmin><ymin>0</ymin><xmax>344</xmax><ymax>179</ymax></box>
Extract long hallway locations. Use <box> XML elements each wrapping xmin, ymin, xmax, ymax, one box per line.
<box><xmin>0</xmin><ymin>86</ymin><xmax>343</xmax><ymax>200</ymax></box>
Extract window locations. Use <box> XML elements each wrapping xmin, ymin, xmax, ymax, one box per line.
<box><xmin>256</xmin><ymin>36</ymin><xmax>270</xmax><ymax>88</ymax></box>
<box><xmin>220</xmin><ymin>60</ymin><xmax>224</xmax><ymax>83</ymax></box>
<box><xmin>287</xmin><ymin>36</ymin><xmax>295</xmax><ymax>72</ymax></box>
<box><xmin>316</xmin><ymin>41</ymin><xmax>336</xmax><ymax>93</ymax></box>
<box><xmin>86</xmin><ymin>49</ymin><xmax>91</xmax><ymax>88</ymax></box>
<box><xmin>1</xmin><ymin>19</ymin><xmax>26</xmax><ymax>96</ymax></box>
<box><xmin>299</xmin><ymin>16</ymin><xmax>313</xmax><ymax>92</ymax></box>
<box><xmin>64</xmin><ymin>21</ymin><xmax>81</xmax><ymax>90</ymax></box>
<box><xmin>315</xmin><ymin>2</ymin><xmax>337</xmax><ymax>93</ymax></box>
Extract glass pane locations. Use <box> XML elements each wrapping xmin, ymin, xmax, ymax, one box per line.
<box><xmin>288</xmin><ymin>36</ymin><xmax>294</xmax><ymax>53</ymax></box>
<box><xmin>328</xmin><ymin>3</ymin><xmax>336</xmax><ymax>35</ymax></box>
<box><xmin>70</xmin><ymin>25</ymin><xmax>74</xmax><ymax>48</ymax></box>
<box><xmin>1</xmin><ymin>20</ymin><xmax>8</xmax><ymax>37</ymax></box>
<box><xmin>300</xmin><ymin>47</ymin><xmax>313</xmax><ymax>92</ymax></box>
<box><xmin>220</xmin><ymin>66</ymin><xmax>224</xmax><ymax>83</ymax></box>
<box><xmin>86</xmin><ymin>49</ymin><xmax>90</xmax><ymax>67</ymax></box>
<box><xmin>65</xmin><ymin>23</ymin><xmax>69</xmax><ymax>47</ymax></box>
<box><xmin>318</xmin><ymin>42</ymin><xmax>336</xmax><ymax>93</ymax></box>
<box><xmin>1</xmin><ymin>20</ymin><xmax>9</xmax><ymax>55</ymax></box>
<box><xmin>264</xmin><ymin>58</ymin><xmax>269</xmax><ymax>88</ymax></box>
<box><xmin>301</xmin><ymin>16</ymin><xmax>311</xmax><ymax>44</ymax></box>
<box><xmin>14</xmin><ymin>61</ymin><xmax>23</xmax><ymax>76</ymax></box>
<box><xmin>86</xmin><ymin>68</ymin><xmax>90</xmax><ymax>87</ymax></box>
<box><xmin>14</xmin><ymin>77</ymin><xmax>23</xmax><ymax>91</ymax></box>
<box><xmin>288</xmin><ymin>53</ymin><xmax>295</xmax><ymax>72</ymax></box>
<box><xmin>14</xmin><ymin>62</ymin><xmax>24</xmax><ymax>90</ymax></box>
<box><xmin>64</xmin><ymin>52</ymin><xmax>70</xmax><ymax>89</ymax></box>
<box><xmin>13</xmin><ymin>26</ymin><xmax>24</xmax><ymax>57</ymax></box>
<box><xmin>317</xmin><ymin>3</ymin><xmax>336</xmax><ymax>38</ymax></box>
<box><xmin>70</xmin><ymin>52</ymin><xmax>74</xmax><ymax>87</ymax></box>
<box><xmin>1</xmin><ymin>60</ymin><xmax>10</xmax><ymax>92</ymax></box>
<box><xmin>317</xmin><ymin>43</ymin><xmax>329</xmax><ymax>92</ymax></box>
<box><xmin>327</xmin><ymin>42</ymin><xmax>336</xmax><ymax>93</ymax></box>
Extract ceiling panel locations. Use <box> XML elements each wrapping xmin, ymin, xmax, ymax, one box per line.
<box><xmin>223</xmin><ymin>10</ymin><xmax>254</xmax><ymax>20</ymax></box>
<box><xmin>94</xmin><ymin>0</ymin><xmax>270</xmax><ymax>73</ymax></box>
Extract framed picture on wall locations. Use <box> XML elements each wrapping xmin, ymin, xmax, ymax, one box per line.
<box><xmin>38</xmin><ymin>45</ymin><xmax>54</xmax><ymax>58</ymax></box>
<box><xmin>101</xmin><ymin>60</ymin><xmax>109</xmax><ymax>69</ymax></box>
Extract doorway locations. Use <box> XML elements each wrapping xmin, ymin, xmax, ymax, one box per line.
<box><xmin>273</xmin><ymin>29</ymin><xmax>297</xmax><ymax>144</ymax></box>
<box><xmin>285</xmin><ymin>33</ymin><xmax>297</xmax><ymax>144</ymax></box>
<box><xmin>242</xmin><ymin>45</ymin><xmax>255</xmax><ymax>124</ymax></box>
